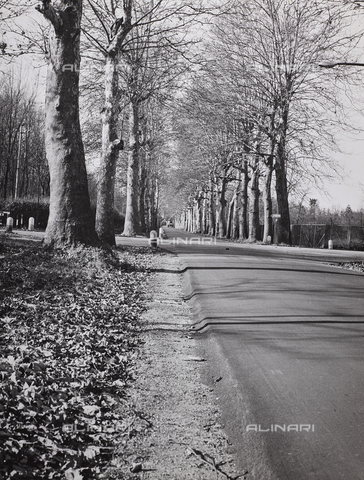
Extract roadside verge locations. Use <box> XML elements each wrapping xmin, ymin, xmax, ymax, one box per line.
<box><xmin>111</xmin><ymin>252</ymin><xmax>241</xmax><ymax>479</ymax></box>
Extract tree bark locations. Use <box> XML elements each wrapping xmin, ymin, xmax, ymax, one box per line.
<box><xmin>201</xmin><ymin>192</ymin><xmax>207</xmax><ymax>234</ymax></box>
<box><xmin>208</xmin><ymin>178</ymin><xmax>215</xmax><ymax>236</ymax></box>
<box><xmin>123</xmin><ymin>100</ymin><xmax>140</xmax><ymax>236</ymax></box>
<box><xmin>139</xmin><ymin>163</ymin><xmax>147</xmax><ymax>234</ymax></box>
<box><xmin>194</xmin><ymin>191</ymin><xmax>203</xmax><ymax>233</ymax></box>
<box><xmin>262</xmin><ymin>155</ymin><xmax>274</xmax><ymax>243</ymax></box>
<box><xmin>248</xmin><ymin>158</ymin><xmax>260</xmax><ymax>242</ymax></box>
<box><xmin>232</xmin><ymin>173</ymin><xmax>241</xmax><ymax>240</ymax></box>
<box><xmin>96</xmin><ymin>54</ymin><xmax>123</xmax><ymax>245</ymax></box>
<box><xmin>149</xmin><ymin>177</ymin><xmax>159</xmax><ymax>231</ymax></box>
<box><xmin>275</xmin><ymin>110</ymin><xmax>291</xmax><ymax>244</ymax></box>
<box><xmin>239</xmin><ymin>160</ymin><xmax>249</xmax><ymax>240</ymax></box>
<box><xmin>37</xmin><ymin>0</ymin><xmax>98</xmax><ymax>246</ymax></box>
<box><xmin>226</xmin><ymin>194</ymin><xmax>235</xmax><ymax>239</ymax></box>
<box><xmin>217</xmin><ymin>175</ymin><xmax>227</xmax><ymax>238</ymax></box>
<box><xmin>191</xmin><ymin>201</ymin><xmax>197</xmax><ymax>232</ymax></box>
<box><xmin>187</xmin><ymin>207</ymin><xmax>193</xmax><ymax>232</ymax></box>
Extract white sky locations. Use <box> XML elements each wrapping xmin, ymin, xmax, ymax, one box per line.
<box><xmin>315</xmin><ymin>131</ymin><xmax>364</xmax><ymax>211</ymax></box>
<box><xmin>303</xmin><ymin>8</ymin><xmax>364</xmax><ymax>212</ymax></box>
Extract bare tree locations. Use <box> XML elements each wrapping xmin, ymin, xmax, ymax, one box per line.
<box><xmin>80</xmin><ymin>0</ymin><xmax>133</xmax><ymax>244</ymax></box>
<box><xmin>36</xmin><ymin>0</ymin><xmax>98</xmax><ymax>246</ymax></box>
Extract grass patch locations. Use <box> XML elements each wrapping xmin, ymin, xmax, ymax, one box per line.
<box><xmin>0</xmin><ymin>236</ymin><xmax>154</xmax><ymax>479</ymax></box>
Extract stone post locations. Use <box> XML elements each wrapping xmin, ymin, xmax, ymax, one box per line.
<box><xmin>28</xmin><ymin>217</ymin><xmax>35</xmax><ymax>231</ymax></box>
<box><xmin>6</xmin><ymin>217</ymin><xmax>13</xmax><ymax>233</ymax></box>
<box><xmin>149</xmin><ymin>230</ymin><xmax>158</xmax><ymax>248</ymax></box>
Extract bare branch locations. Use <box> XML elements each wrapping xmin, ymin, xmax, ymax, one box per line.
<box><xmin>35</xmin><ymin>1</ymin><xmax>62</xmax><ymax>31</ymax></box>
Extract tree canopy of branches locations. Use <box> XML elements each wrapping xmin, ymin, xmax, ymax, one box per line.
<box><xmin>170</xmin><ymin>0</ymin><xmax>364</xmax><ymax>244</ymax></box>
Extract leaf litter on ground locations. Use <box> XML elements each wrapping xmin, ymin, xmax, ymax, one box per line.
<box><xmin>0</xmin><ymin>236</ymin><xmax>156</xmax><ymax>479</ymax></box>
<box><xmin>336</xmin><ymin>261</ymin><xmax>364</xmax><ymax>273</ymax></box>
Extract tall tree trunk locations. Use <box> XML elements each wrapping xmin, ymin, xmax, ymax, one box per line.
<box><xmin>144</xmin><ymin>176</ymin><xmax>151</xmax><ymax>233</ymax></box>
<box><xmin>152</xmin><ymin>177</ymin><xmax>159</xmax><ymax>231</ymax></box>
<box><xmin>147</xmin><ymin>177</ymin><xmax>158</xmax><ymax>232</ymax></box>
<box><xmin>201</xmin><ymin>192</ymin><xmax>207</xmax><ymax>234</ymax></box>
<box><xmin>275</xmin><ymin>111</ymin><xmax>291</xmax><ymax>244</ymax></box>
<box><xmin>239</xmin><ymin>160</ymin><xmax>249</xmax><ymax>240</ymax></box>
<box><xmin>217</xmin><ymin>176</ymin><xmax>227</xmax><ymax>238</ymax></box>
<box><xmin>194</xmin><ymin>191</ymin><xmax>203</xmax><ymax>233</ymax></box>
<box><xmin>37</xmin><ymin>0</ymin><xmax>98</xmax><ymax>246</ymax></box>
<box><xmin>143</xmin><ymin>173</ymin><xmax>151</xmax><ymax>234</ymax></box>
<box><xmin>139</xmin><ymin>164</ymin><xmax>147</xmax><ymax>234</ymax></box>
<box><xmin>262</xmin><ymin>155</ymin><xmax>274</xmax><ymax>243</ymax></box>
<box><xmin>226</xmin><ymin>195</ymin><xmax>235</xmax><ymax>239</ymax></box>
<box><xmin>123</xmin><ymin>101</ymin><xmax>140</xmax><ymax>236</ymax></box>
<box><xmin>187</xmin><ymin>207</ymin><xmax>193</xmax><ymax>232</ymax></box>
<box><xmin>208</xmin><ymin>178</ymin><xmax>215</xmax><ymax>236</ymax></box>
<box><xmin>3</xmin><ymin>161</ymin><xmax>10</xmax><ymax>199</ymax></box>
<box><xmin>96</xmin><ymin>54</ymin><xmax>123</xmax><ymax>245</ymax></box>
<box><xmin>232</xmin><ymin>172</ymin><xmax>241</xmax><ymax>240</ymax></box>
<box><xmin>248</xmin><ymin>158</ymin><xmax>260</xmax><ymax>242</ymax></box>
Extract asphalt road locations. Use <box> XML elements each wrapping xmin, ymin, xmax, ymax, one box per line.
<box><xmin>161</xmin><ymin>229</ymin><xmax>364</xmax><ymax>480</ymax></box>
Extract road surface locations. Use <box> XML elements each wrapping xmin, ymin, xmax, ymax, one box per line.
<box><xmin>161</xmin><ymin>229</ymin><xmax>364</xmax><ymax>480</ymax></box>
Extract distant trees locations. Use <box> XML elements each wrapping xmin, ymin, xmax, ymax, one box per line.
<box><xmin>290</xmin><ymin>200</ymin><xmax>363</xmax><ymax>226</ymax></box>
<box><xmin>114</xmin><ymin>2</ymin><xmax>212</xmax><ymax>238</ymax></box>
<box><xmin>0</xmin><ymin>71</ymin><xmax>49</xmax><ymax>200</ymax></box>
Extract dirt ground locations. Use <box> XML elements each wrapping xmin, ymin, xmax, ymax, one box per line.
<box><xmin>111</xmin><ymin>251</ymin><xmax>244</xmax><ymax>480</ymax></box>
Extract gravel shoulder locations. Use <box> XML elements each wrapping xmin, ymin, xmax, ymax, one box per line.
<box><xmin>111</xmin><ymin>251</ymin><xmax>242</xmax><ymax>480</ymax></box>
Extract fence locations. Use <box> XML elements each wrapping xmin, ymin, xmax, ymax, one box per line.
<box><xmin>291</xmin><ymin>224</ymin><xmax>364</xmax><ymax>250</ymax></box>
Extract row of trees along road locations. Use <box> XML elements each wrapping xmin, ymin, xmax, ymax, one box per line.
<box><xmin>2</xmin><ymin>0</ymin><xmax>221</xmax><ymax>246</ymax></box>
<box><xmin>79</xmin><ymin>0</ymin><xmax>207</xmax><ymax>242</ymax></box>
<box><xmin>1</xmin><ymin>0</ymin><xmax>363</xmax><ymax>246</ymax></box>
<box><xmin>169</xmin><ymin>0</ymin><xmax>364</xmax><ymax>244</ymax></box>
